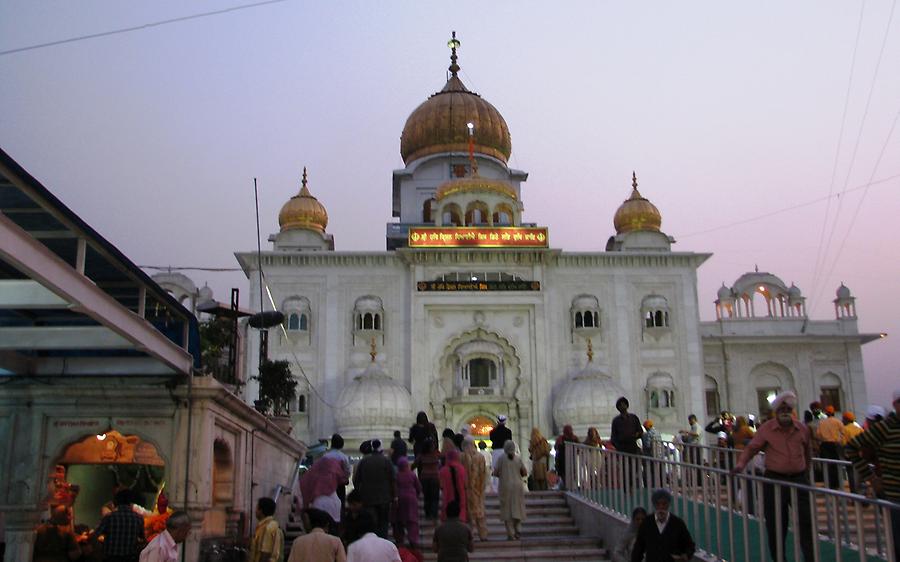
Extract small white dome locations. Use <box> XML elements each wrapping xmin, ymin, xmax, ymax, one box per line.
<box><xmin>198</xmin><ymin>285</ymin><xmax>214</xmax><ymax>303</ymax></box>
<box><xmin>334</xmin><ymin>362</ymin><xmax>412</xmax><ymax>440</ymax></box>
<box><xmin>717</xmin><ymin>284</ymin><xmax>733</xmax><ymax>300</ymax></box>
<box><xmin>552</xmin><ymin>361</ymin><xmax>626</xmax><ymax>437</ymax></box>
<box><xmin>836</xmin><ymin>283</ymin><xmax>851</xmax><ymax>300</ymax></box>
<box><xmin>788</xmin><ymin>283</ymin><xmax>802</xmax><ymax>298</ymax></box>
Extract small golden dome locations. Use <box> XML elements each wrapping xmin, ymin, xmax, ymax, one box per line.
<box><xmin>278</xmin><ymin>168</ymin><xmax>328</xmax><ymax>233</ymax></box>
<box><xmin>613</xmin><ymin>172</ymin><xmax>662</xmax><ymax>234</ymax></box>
<box><xmin>400</xmin><ymin>35</ymin><xmax>511</xmax><ymax>165</ymax></box>
<box><xmin>435</xmin><ymin>176</ymin><xmax>517</xmax><ymax>201</ymax></box>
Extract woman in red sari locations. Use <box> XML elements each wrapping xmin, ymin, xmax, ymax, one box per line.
<box><xmin>438</xmin><ymin>448</ymin><xmax>468</xmax><ymax>522</ymax></box>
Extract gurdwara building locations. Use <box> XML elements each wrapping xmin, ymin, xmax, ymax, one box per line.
<box><xmin>235</xmin><ymin>45</ymin><xmax>881</xmax><ymax>446</ymax></box>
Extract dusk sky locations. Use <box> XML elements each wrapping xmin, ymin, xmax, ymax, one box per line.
<box><xmin>1</xmin><ymin>1</ymin><xmax>897</xmax><ymax>408</ymax></box>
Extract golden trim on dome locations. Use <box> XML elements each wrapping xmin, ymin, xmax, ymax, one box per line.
<box><xmin>278</xmin><ymin>167</ymin><xmax>329</xmax><ymax>233</ymax></box>
<box><xmin>613</xmin><ymin>172</ymin><xmax>662</xmax><ymax>234</ymax></box>
<box><xmin>435</xmin><ymin>176</ymin><xmax>517</xmax><ymax>201</ymax></box>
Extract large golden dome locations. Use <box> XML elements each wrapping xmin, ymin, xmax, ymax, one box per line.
<box><xmin>278</xmin><ymin>168</ymin><xmax>328</xmax><ymax>233</ymax></box>
<box><xmin>613</xmin><ymin>173</ymin><xmax>662</xmax><ymax>234</ymax></box>
<box><xmin>400</xmin><ymin>37</ymin><xmax>511</xmax><ymax>165</ymax></box>
<box><xmin>435</xmin><ymin>175</ymin><xmax>517</xmax><ymax>201</ymax></box>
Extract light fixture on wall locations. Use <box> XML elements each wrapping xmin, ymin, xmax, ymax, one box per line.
<box><xmin>96</xmin><ymin>418</ymin><xmax>113</xmax><ymax>441</ymax></box>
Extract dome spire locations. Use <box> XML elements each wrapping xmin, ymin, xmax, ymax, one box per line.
<box><xmin>299</xmin><ymin>166</ymin><xmax>310</xmax><ymax>196</ymax></box>
<box><xmin>278</xmin><ymin>166</ymin><xmax>329</xmax><ymax>233</ymax></box>
<box><xmin>613</xmin><ymin>171</ymin><xmax>662</xmax><ymax>234</ymax></box>
<box><xmin>448</xmin><ymin>31</ymin><xmax>461</xmax><ymax>77</ymax></box>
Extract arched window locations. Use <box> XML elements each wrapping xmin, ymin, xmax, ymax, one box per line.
<box><xmin>646</xmin><ymin>372</ymin><xmax>675</xmax><ymax>410</ymax></box>
<box><xmin>282</xmin><ymin>296</ymin><xmax>312</xmax><ymax>338</ymax></box>
<box><xmin>468</xmin><ymin>358</ymin><xmax>495</xmax><ymax>388</ymax></box>
<box><xmin>353</xmin><ymin>295</ymin><xmax>384</xmax><ymax>343</ymax></box>
<box><xmin>819</xmin><ymin>372</ymin><xmax>843</xmax><ymax>411</ymax></box>
<box><xmin>465</xmin><ymin>201</ymin><xmax>490</xmax><ymax>226</ymax></box>
<box><xmin>571</xmin><ymin>295</ymin><xmax>601</xmax><ymax>335</ymax></box>
<box><xmin>423</xmin><ymin>198</ymin><xmax>436</xmax><ymax>223</ymax></box>
<box><xmin>642</xmin><ymin>295</ymin><xmax>669</xmax><ymax>328</ymax></box>
<box><xmin>213</xmin><ymin>439</ymin><xmax>234</xmax><ymax>506</ymax></box>
<box><xmin>705</xmin><ymin>376</ymin><xmax>720</xmax><ymax>417</ymax></box>
<box><xmin>441</xmin><ymin>203</ymin><xmax>462</xmax><ymax>226</ymax></box>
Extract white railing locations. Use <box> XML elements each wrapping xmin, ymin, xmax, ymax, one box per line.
<box><xmin>566</xmin><ymin>442</ymin><xmax>897</xmax><ymax>562</ymax></box>
<box><xmin>655</xmin><ymin>440</ymin><xmax>862</xmax><ymax>495</ymax></box>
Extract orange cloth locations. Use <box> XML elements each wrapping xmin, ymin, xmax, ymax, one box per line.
<box><xmin>841</xmin><ymin>421</ymin><xmax>863</xmax><ymax>446</ymax></box>
<box><xmin>817</xmin><ymin>416</ymin><xmax>844</xmax><ymax>444</ymax></box>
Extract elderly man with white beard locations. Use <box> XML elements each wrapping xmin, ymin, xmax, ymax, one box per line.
<box><xmin>732</xmin><ymin>391</ymin><xmax>814</xmax><ymax>562</ymax></box>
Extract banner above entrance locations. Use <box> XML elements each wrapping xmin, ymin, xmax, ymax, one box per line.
<box><xmin>408</xmin><ymin>226</ymin><xmax>549</xmax><ymax>248</ymax></box>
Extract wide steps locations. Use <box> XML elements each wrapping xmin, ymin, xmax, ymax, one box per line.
<box><xmin>418</xmin><ymin>491</ymin><xmax>607</xmax><ymax>560</ymax></box>
<box><xmin>422</xmin><ymin>546</ymin><xmax>608</xmax><ymax>561</ymax></box>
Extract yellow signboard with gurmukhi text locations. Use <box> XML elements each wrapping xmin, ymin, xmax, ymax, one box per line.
<box><xmin>408</xmin><ymin>226</ymin><xmax>548</xmax><ymax>248</ymax></box>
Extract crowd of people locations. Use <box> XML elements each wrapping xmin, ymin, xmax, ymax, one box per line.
<box><xmin>286</xmin><ymin>411</ymin><xmax>531</xmax><ymax>562</ymax></box>
<box><xmin>33</xmin><ymin>389</ymin><xmax>897</xmax><ymax>562</ymax></box>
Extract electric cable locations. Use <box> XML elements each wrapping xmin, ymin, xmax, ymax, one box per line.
<box><xmin>675</xmin><ymin>172</ymin><xmax>900</xmax><ymax>239</ymax></box>
<box><xmin>0</xmin><ymin>0</ymin><xmax>291</xmax><ymax>56</ymax></box>
<box><xmin>810</xmin><ymin>0</ymin><xmax>897</xmax><ymax>302</ymax></box>
<box><xmin>810</xmin><ymin>97</ymin><xmax>900</xmax><ymax>313</ymax></box>
<box><xmin>809</xmin><ymin>0</ymin><xmax>867</xmax><ymax>307</ymax></box>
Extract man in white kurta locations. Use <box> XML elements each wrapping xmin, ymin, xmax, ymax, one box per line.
<box><xmin>492</xmin><ymin>440</ymin><xmax>527</xmax><ymax>540</ymax></box>
<box><xmin>139</xmin><ymin>512</ymin><xmax>191</xmax><ymax>562</ymax></box>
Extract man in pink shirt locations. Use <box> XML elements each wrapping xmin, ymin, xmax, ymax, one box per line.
<box><xmin>732</xmin><ymin>391</ymin><xmax>813</xmax><ymax>562</ymax></box>
<box><xmin>139</xmin><ymin>512</ymin><xmax>191</xmax><ymax>562</ymax></box>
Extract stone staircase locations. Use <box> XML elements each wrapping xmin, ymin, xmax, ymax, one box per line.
<box><xmin>417</xmin><ymin>491</ymin><xmax>607</xmax><ymax>561</ymax></box>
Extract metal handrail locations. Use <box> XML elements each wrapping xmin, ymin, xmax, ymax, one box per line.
<box><xmin>655</xmin><ymin>439</ymin><xmax>863</xmax><ymax>496</ymax></box>
<box><xmin>565</xmin><ymin>441</ymin><xmax>897</xmax><ymax>562</ymax></box>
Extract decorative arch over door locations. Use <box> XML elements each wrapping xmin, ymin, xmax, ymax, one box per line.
<box><xmin>749</xmin><ymin>362</ymin><xmax>795</xmax><ymax>415</ymax></box>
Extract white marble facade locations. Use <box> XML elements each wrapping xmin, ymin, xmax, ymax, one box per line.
<box><xmin>235</xmin><ymin>53</ymin><xmax>878</xmax><ymax>446</ymax></box>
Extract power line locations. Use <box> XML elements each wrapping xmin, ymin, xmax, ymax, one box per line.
<box><xmin>810</xmin><ymin>0</ymin><xmax>898</xmax><ymax>303</ymax></box>
<box><xmin>675</xmin><ymin>172</ymin><xmax>900</xmax><ymax>239</ymax></box>
<box><xmin>809</xmin><ymin>0</ymin><xmax>867</xmax><ymax>311</ymax></box>
<box><xmin>141</xmin><ymin>265</ymin><xmax>243</xmax><ymax>272</ymax></box>
<box><xmin>811</xmin><ymin>97</ymin><xmax>900</xmax><ymax>312</ymax></box>
<box><xmin>0</xmin><ymin>0</ymin><xmax>290</xmax><ymax>57</ymax></box>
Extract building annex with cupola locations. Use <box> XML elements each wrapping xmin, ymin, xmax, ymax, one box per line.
<box><xmin>235</xmin><ymin>35</ymin><xmax>881</xmax><ymax>447</ymax></box>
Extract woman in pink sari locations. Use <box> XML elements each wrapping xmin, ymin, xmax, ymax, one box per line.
<box><xmin>393</xmin><ymin>457</ymin><xmax>422</xmax><ymax>548</ymax></box>
<box><xmin>299</xmin><ymin>456</ymin><xmax>347</xmax><ymax>524</ymax></box>
<box><xmin>438</xmin><ymin>448</ymin><xmax>468</xmax><ymax>522</ymax></box>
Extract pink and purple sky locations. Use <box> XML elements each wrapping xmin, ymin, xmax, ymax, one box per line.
<box><xmin>1</xmin><ymin>1</ymin><xmax>897</xmax><ymax>408</ymax></box>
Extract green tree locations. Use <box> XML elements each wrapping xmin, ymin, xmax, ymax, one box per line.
<box><xmin>254</xmin><ymin>359</ymin><xmax>297</xmax><ymax>416</ymax></box>
<box><xmin>198</xmin><ymin>317</ymin><xmax>233</xmax><ymax>380</ymax></box>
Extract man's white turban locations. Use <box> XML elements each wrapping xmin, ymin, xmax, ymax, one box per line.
<box><xmin>772</xmin><ymin>391</ymin><xmax>798</xmax><ymax>411</ymax></box>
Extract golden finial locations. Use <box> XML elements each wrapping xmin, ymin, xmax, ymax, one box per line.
<box><xmin>586</xmin><ymin>338</ymin><xmax>594</xmax><ymax>362</ymax></box>
<box><xmin>448</xmin><ymin>31</ymin><xmax>461</xmax><ymax>77</ymax></box>
<box><xmin>632</xmin><ymin>171</ymin><xmax>638</xmax><ymax>190</ymax></box>
<box><xmin>369</xmin><ymin>337</ymin><xmax>377</xmax><ymax>362</ymax></box>
<box><xmin>299</xmin><ymin>166</ymin><xmax>311</xmax><ymax>196</ymax></box>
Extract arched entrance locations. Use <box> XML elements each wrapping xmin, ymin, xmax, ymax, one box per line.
<box><xmin>464</xmin><ymin>415</ymin><xmax>496</xmax><ymax>444</ymax></box>
<box><xmin>54</xmin><ymin>430</ymin><xmax>166</xmax><ymax>528</ymax></box>
<box><xmin>432</xmin><ymin>327</ymin><xmax>530</xmax><ymax>446</ymax></box>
